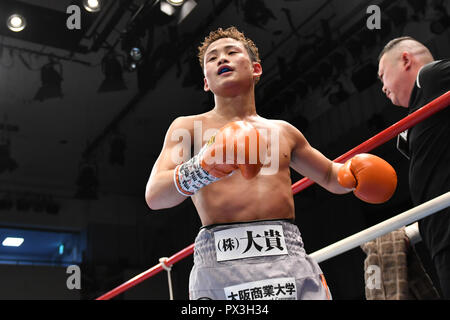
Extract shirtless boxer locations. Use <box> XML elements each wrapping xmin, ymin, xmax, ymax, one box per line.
<box><xmin>145</xmin><ymin>27</ymin><xmax>397</xmax><ymax>300</ymax></box>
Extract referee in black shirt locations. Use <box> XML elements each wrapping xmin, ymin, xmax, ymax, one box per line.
<box><xmin>378</xmin><ymin>36</ymin><xmax>450</xmax><ymax>299</ymax></box>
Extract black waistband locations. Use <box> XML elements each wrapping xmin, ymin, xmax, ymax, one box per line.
<box><xmin>200</xmin><ymin>218</ymin><xmax>295</xmax><ymax>230</ymax></box>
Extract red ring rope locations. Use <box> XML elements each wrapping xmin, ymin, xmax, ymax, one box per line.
<box><xmin>96</xmin><ymin>90</ymin><xmax>450</xmax><ymax>300</ymax></box>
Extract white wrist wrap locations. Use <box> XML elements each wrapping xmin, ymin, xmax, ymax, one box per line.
<box><xmin>173</xmin><ymin>148</ymin><xmax>219</xmax><ymax>196</ymax></box>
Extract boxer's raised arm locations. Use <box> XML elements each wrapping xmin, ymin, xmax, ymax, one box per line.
<box><xmin>145</xmin><ymin>117</ymin><xmax>193</xmax><ymax>210</ymax></box>
<box><xmin>287</xmin><ymin>122</ymin><xmax>397</xmax><ymax>203</ymax></box>
<box><xmin>285</xmin><ymin>122</ymin><xmax>351</xmax><ymax>195</ymax></box>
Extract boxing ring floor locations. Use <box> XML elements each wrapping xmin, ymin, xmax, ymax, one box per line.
<box><xmin>97</xmin><ymin>91</ymin><xmax>450</xmax><ymax>300</ymax></box>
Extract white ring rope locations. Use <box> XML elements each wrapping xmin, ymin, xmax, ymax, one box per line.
<box><xmin>309</xmin><ymin>192</ymin><xmax>450</xmax><ymax>263</ymax></box>
<box><xmin>159</xmin><ymin>257</ymin><xmax>174</xmax><ymax>300</ymax></box>
<box><xmin>404</xmin><ymin>222</ymin><xmax>421</xmax><ymax>246</ymax></box>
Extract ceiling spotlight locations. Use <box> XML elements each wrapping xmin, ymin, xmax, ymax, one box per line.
<box><xmin>167</xmin><ymin>0</ymin><xmax>184</xmax><ymax>6</ymax></box>
<box><xmin>98</xmin><ymin>52</ymin><xmax>127</xmax><ymax>92</ymax></box>
<box><xmin>126</xmin><ymin>59</ymin><xmax>138</xmax><ymax>72</ymax></box>
<box><xmin>7</xmin><ymin>14</ymin><xmax>26</xmax><ymax>32</ymax></box>
<box><xmin>34</xmin><ymin>61</ymin><xmax>64</xmax><ymax>101</ymax></box>
<box><xmin>130</xmin><ymin>47</ymin><xmax>143</xmax><ymax>62</ymax></box>
<box><xmin>161</xmin><ymin>1</ymin><xmax>176</xmax><ymax>16</ymax></box>
<box><xmin>121</xmin><ymin>30</ymin><xmax>145</xmax><ymax>71</ymax></box>
<box><xmin>178</xmin><ymin>0</ymin><xmax>197</xmax><ymax>23</ymax></box>
<box><xmin>126</xmin><ymin>47</ymin><xmax>144</xmax><ymax>71</ymax></box>
<box><xmin>161</xmin><ymin>0</ymin><xmax>197</xmax><ymax>22</ymax></box>
<box><xmin>2</xmin><ymin>237</ymin><xmax>24</xmax><ymax>247</ymax></box>
<box><xmin>83</xmin><ymin>0</ymin><xmax>101</xmax><ymax>13</ymax></box>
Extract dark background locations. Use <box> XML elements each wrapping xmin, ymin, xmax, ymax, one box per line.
<box><xmin>0</xmin><ymin>0</ymin><xmax>448</xmax><ymax>300</ymax></box>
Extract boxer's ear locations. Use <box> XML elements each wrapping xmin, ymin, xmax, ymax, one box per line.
<box><xmin>252</xmin><ymin>62</ymin><xmax>262</xmax><ymax>78</ymax></box>
<box><xmin>203</xmin><ymin>77</ymin><xmax>210</xmax><ymax>92</ymax></box>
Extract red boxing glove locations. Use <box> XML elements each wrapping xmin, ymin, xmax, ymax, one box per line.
<box><xmin>338</xmin><ymin>154</ymin><xmax>397</xmax><ymax>204</ymax></box>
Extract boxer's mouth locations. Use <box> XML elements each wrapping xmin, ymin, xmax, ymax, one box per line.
<box><xmin>218</xmin><ymin>65</ymin><xmax>233</xmax><ymax>75</ymax></box>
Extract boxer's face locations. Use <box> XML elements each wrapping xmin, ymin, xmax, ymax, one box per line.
<box><xmin>378</xmin><ymin>52</ymin><xmax>411</xmax><ymax>108</ymax></box>
<box><xmin>203</xmin><ymin>38</ymin><xmax>261</xmax><ymax>95</ymax></box>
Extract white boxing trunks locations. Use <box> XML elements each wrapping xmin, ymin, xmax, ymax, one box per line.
<box><xmin>189</xmin><ymin>219</ymin><xmax>331</xmax><ymax>300</ymax></box>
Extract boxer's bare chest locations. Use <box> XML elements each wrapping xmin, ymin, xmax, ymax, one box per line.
<box><xmin>186</xmin><ymin>114</ymin><xmax>293</xmax><ymax>171</ymax></box>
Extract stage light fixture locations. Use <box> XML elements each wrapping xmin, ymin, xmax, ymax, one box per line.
<box><xmin>34</xmin><ymin>61</ymin><xmax>64</xmax><ymax>101</ymax></box>
<box><xmin>126</xmin><ymin>60</ymin><xmax>137</xmax><ymax>72</ymax></box>
<box><xmin>130</xmin><ymin>47</ymin><xmax>143</xmax><ymax>62</ymax></box>
<box><xmin>83</xmin><ymin>0</ymin><xmax>101</xmax><ymax>13</ymax></box>
<box><xmin>2</xmin><ymin>237</ymin><xmax>24</xmax><ymax>247</ymax></box>
<box><xmin>160</xmin><ymin>2</ymin><xmax>176</xmax><ymax>16</ymax></box>
<box><xmin>7</xmin><ymin>14</ymin><xmax>26</xmax><ymax>32</ymax></box>
<box><xmin>121</xmin><ymin>30</ymin><xmax>145</xmax><ymax>72</ymax></box>
<box><xmin>160</xmin><ymin>0</ymin><xmax>197</xmax><ymax>23</ymax></box>
<box><xmin>167</xmin><ymin>0</ymin><xmax>184</xmax><ymax>6</ymax></box>
<box><xmin>98</xmin><ymin>52</ymin><xmax>127</xmax><ymax>92</ymax></box>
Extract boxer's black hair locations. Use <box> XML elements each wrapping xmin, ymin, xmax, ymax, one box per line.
<box><xmin>198</xmin><ymin>26</ymin><xmax>261</xmax><ymax>79</ymax></box>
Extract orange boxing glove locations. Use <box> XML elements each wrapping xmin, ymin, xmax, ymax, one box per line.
<box><xmin>337</xmin><ymin>154</ymin><xmax>397</xmax><ymax>204</ymax></box>
<box><xmin>201</xmin><ymin>121</ymin><xmax>266</xmax><ymax>179</ymax></box>
<box><xmin>174</xmin><ymin>121</ymin><xmax>266</xmax><ymax>196</ymax></box>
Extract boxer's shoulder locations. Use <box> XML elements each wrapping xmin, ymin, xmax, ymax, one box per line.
<box><xmin>169</xmin><ymin>113</ymin><xmax>210</xmax><ymax>132</ymax></box>
<box><xmin>248</xmin><ymin>116</ymin><xmax>292</xmax><ymax>132</ymax></box>
<box><xmin>257</xmin><ymin>118</ymin><xmax>302</xmax><ymax>140</ymax></box>
<box><xmin>263</xmin><ymin>119</ymin><xmax>310</xmax><ymax>152</ymax></box>
<box><xmin>170</xmin><ymin>113</ymin><xmax>300</xmax><ymax>138</ymax></box>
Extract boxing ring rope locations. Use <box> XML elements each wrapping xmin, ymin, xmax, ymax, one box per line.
<box><xmin>96</xmin><ymin>91</ymin><xmax>450</xmax><ymax>300</ymax></box>
<box><xmin>292</xmin><ymin>91</ymin><xmax>450</xmax><ymax>193</ymax></box>
<box><xmin>310</xmin><ymin>192</ymin><xmax>450</xmax><ymax>263</ymax></box>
